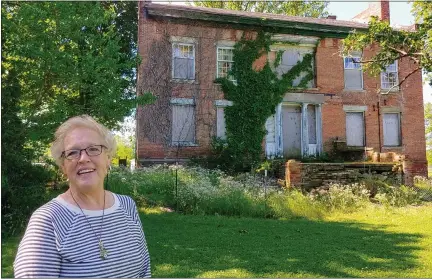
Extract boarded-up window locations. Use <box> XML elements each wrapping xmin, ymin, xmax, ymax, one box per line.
<box><xmin>276</xmin><ymin>48</ymin><xmax>314</xmax><ymax>87</ymax></box>
<box><xmin>307</xmin><ymin>105</ymin><xmax>317</xmax><ymax>144</ymax></box>
<box><xmin>381</xmin><ymin>61</ymin><xmax>398</xmax><ymax>89</ymax></box>
<box><xmin>172</xmin><ymin>105</ymin><xmax>195</xmax><ymax>144</ymax></box>
<box><xmin>344</xmin><ymin>56</ymin><xmax>363</xmax><ymax>89</ymax></box>
<box><xmin>383</xmin><ymin>113</ymin><xmax>401</xmax><ymax>146</ymax></box>
<box><xmin>346</xmin><ymin>112</ymin><xmax>364</xmax><ymax>146</ymax></box>
<box><xmin>216</xmin><ymin>107</ymin><xmax>226</xmax><ymax>139</ymax></box>
<box><xmin>173</xmin><ymin>43</ymin><xmax>195</xmax><ymax>80</ymax></box>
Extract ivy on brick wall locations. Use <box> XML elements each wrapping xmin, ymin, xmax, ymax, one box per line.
<box><xmin>215</xmin><ymin>31</ymin><xmax>314</xmax><ymax>172</ymax></box>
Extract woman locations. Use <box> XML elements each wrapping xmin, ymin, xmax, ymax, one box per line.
<box><xmin>14</xmin><ymin>115</ymin><xmax>151</xmax><ymax>278</ymax></box>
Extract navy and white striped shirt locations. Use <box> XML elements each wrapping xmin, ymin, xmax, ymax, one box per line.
<box><xmin>14</xmin><ymin>193</ymin><xmax>151</xmax><ymax>278</ymax></box>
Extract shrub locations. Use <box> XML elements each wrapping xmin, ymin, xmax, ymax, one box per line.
<box><xmin>361</xmin><ymin>177</ymin><xmax>391</xmax><ymax>198</ymax></box>
<box><xmin>268</xmin><ymin>189</ymin><xmax>324</xmax><ymax>220</ymax></box>
<box><xmin>2</xmin><ymin>164</ymin><xmax>54</xmax><ymax>238</ymax></box>
<box><xmin>375</xmin><ymin>185</ymin><xmax>422</xmax><ymax>207</ymax></box>
<box><xmin>310</xmin><ymin>183</ymin><xmax>370</xmax><ymax>213</ymax></box>
<box><xmin>413</xmin><ymin>176</ymin><xmax>432</xmax><ymax>201</ymax></box>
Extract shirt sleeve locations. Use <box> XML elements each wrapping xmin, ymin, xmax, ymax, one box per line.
<box><xmin>132</xmin><ymin>201</ymin><xmax>151</xmax><ymax>278</ymax></box>
<box><xmin>14</xmin><ymin>209</ymin><xmax>62</xmax><ymax>278</ymax></box>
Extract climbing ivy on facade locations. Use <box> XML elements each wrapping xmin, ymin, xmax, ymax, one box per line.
<box><xmin>215</xmin><ymin>31</ymin><xmax>314</xmax><ymax>171</ymax></box>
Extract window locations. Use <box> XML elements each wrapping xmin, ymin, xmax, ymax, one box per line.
<box><xmin>346</xmin><ymin>112</ymin><xmax>365</xmax><ymax>146</ymax></box>
<box><xmin>171</xmin><ymin>99</ymin><xmax>195</xmax><ymax>145</ymax></box>
<box><xmin>307</xmin><ymin>105</ymin><xmax>317</xmax><ymax>144</ymax></box>
<box><xmin>216</xmin><ymin>107</ymin><xmax>226</xmax><ymax>139</ymax></box>
<box><xmin>215</xmin><ymin>100</ymin><xmax>233</xmax><ymax>140</ymax></box>
<box><xmin>217</xmin><ymin>47</ymin><xmax>235</xmax><ymax>81</ymax></box>
<box><xmin>276</xmin><ymin>48</ymin><xmax>314</xmax><ymax>87</ymax></box>
<box><xmin>381</xmin><ymin>61</ymin><xmax>398</xmax><ymax>89</ymax></box>
<box><xmin>172</xmin><ymin>43</ymin><xmax>195</xmax><ymax>80</ymax></box>
<box><xmin>383</xmin><ymin>113</ymin><xmax>401</xmax><ymax>146</ymax></box>
<box><xmin>344</xmin><ymin>56</ymin><xmax>363</xmax><ymax>89</ymax></box>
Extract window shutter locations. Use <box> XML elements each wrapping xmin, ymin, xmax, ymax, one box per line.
<box><xmin>383</xmin><ymin>113</ymin><xmax>400</xmax><ymax>146</ymax></box>
<box><xmin>346</xmin><ymin>112</ymin><xmax>364</xmax><ymax>146</ymax></box>
<box><xmin>344</xmin><ymin>69</ymin><xmax>362</xmax><ymax>89</ymax></box>
<box><xmin>307</xmin><ymin>105</ymin><xmax>317</xmax><ymax>144</ymax></box>
<box><xmin>172</xmin><ymin>105</ymin><xmax>195</xmax><ymax>143</ymax></box>
<box><xmin>216</xmin><ymin>107</ymin><xmax>226</xmax><ymax>139</ymax></box>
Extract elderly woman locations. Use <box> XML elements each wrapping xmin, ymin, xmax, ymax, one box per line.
<box><xmin>14</xmin><ymin>115</ymin><xmax>151</xmax><ymax>278</ymax></box>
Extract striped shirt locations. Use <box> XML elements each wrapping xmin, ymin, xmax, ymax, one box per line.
<box><xmin>14</xmin><ymin>193</ymin><xmax>151</xmax><ymax>278</ymax></box>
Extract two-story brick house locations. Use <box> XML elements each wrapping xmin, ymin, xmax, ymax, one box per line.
<box><xmin>136</xmin><ymin>1</ymin><xmax>427</xmax><ymax>181</ymax></box>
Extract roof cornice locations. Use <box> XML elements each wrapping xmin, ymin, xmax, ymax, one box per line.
<box><xmin>145</xmin><ymin>3</ymin><xmax>370</xmax><ymax>38</ymax></box>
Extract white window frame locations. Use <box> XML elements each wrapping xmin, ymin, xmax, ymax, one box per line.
<box><xmin>172</xmin><ymin>43</ymin><xmax>195</xmax><ymax>80</ymax></box>
<box><xmin>381</xmin><ymin>60</ymin><xmax>399</xmax><ymax>90</ymax></box>
<box><xmin>217</xmin><ymin>47</ymin><xmax>235</xmax><ymax>82</ymax></box>
<box><xmin>383</xmin><ymin>112</ymin><xmax>401</xmax><ymax>147</ymax></box>
<box><xmin>170</xmin><ymin>98</ymin><xmax>196</xmax><ymax>146</ymax></box>
<box><xmin>343</xmin><ymin>55</ymin><xmax>363</xmax><ymax>90</ymax></box>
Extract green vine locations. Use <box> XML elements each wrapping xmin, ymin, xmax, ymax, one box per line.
<box><xmin>215</xmin><ymin>31</ymin><xmax>314</xmax><ymax>172</ymax></box>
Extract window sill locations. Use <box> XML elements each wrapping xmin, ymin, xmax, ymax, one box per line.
<box><xmin>170</xmin><ymin>142</ymin><xmax>199</xmax><ymax>147</ymax></box>
<box><xmin>171</xmin><ymin>79</ymin><xmax>199</xmax><ymax>85</ymax></box>
<box><xmin>380</xmin><ymin>87</ymin><xmax>400</xmax><ymax>94</ymax></box>
<box><xmin>382</xmin><ymin>146</ymin><xmax>403</xmax><ymax>149</ymax></box>
<box><xmin>289</xmin><ymin>87</ymin><xmax>319</xmax><ymax>91</ymax></box>
<box><xmin>345</xmin><ymin>146</ymin><xmax>367</xmax><ymax>151</ymax></box>
<box><xmin>343</xmin><ymin>89</ymin><xmax>366</xmax><ymax>93</ymax></box>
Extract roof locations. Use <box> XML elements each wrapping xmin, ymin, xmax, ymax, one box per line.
<box><xmin>144</xmin><ymin>3</ymin><xmax>370</xmax><ymax>38</ymax></box>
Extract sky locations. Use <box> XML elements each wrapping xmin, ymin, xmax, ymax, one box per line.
<box><xmin>161</xmin><ymin>0</ymin><xmax>432</xmax><ymax>103</ymax></box>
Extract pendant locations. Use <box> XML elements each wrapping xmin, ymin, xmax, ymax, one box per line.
<box><xmin>99</xmin><ymin>239</ymin><xmax>108</xmax><ymax>260</ymax></box>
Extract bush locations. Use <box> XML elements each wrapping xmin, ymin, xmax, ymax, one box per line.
<box><xmin>361</xmin><ymin>177</ymin><xmax>391</xmax><ymax>198</ymax></box>
<box><xmin>413</xmin><ymin>176</ymin><xmax>432</xmax><ymax>201</ymax></box>
<box><xmin>375</xmin><ymin>185</ymin><xmax>421</xmax><ymax>207</ymax></box>
<box><xmin>108</xmin><ymin>166</ymin><xmax>425</xmax><ymax>222</ymax></box>
<box><xmin>268</xmin><ymin>189</ymin><xmax>324</xmax><ymax>220</ymax></box>
<box><xmin>1</xmin><ymin>164</ymin><xmax>54</xmax><ymax>238</ymax></box>
<box><xmin>310</xmin><ymin>183</ymin><xmax>370</xmax><ymax>213</ymax></box>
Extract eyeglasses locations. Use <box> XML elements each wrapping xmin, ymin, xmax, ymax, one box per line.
<box><xmin>61</xmin><ymin>145</ymin><xmax>107</xmax><ymax>160</ymax></box>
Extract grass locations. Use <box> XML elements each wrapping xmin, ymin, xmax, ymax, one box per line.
<box><xmin>3</xmin><ymin>204</ymin><xmax>431</xmax><ymax>278</ymax></box>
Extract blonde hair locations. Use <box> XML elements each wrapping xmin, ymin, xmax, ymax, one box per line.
<box><xmin>50</xmin><ymin>115</ymin><xmax>117</xmax><ymax>166</ymax></box>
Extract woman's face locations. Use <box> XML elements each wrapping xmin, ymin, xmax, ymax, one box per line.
<box><xmin>61</xmin><ymin>127</ymin><xmax>110</xmax><ymax>193</ymax></box>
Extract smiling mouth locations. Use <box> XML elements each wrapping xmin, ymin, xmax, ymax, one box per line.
<box><xmin>77</xmin><ymin>169</ymin><xmax>96</xmax><ymax>175</ymax></box>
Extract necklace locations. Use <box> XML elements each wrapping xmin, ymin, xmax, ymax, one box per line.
<box><xmin>70</xmin><ymin>190</ymin><xmax>109</xmax><ymax>260</ymax></box>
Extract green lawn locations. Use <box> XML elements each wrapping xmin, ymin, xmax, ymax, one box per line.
<box><xmin>3</xmin><ymin>204</ymin><xmax>432</xmax><ymax>278</ymax></box>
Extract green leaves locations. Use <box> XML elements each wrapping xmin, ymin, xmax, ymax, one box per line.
<box><xmin>187</xmin><ymin>1</ymin><xmax>329</xmax><ymax>18</ymax></box>
<box><xmin>215</xmin><ymin>31</ymin><xmax>314</xmax><ymax>171</ymax></box>
<box><xmin>2</xmin><ymin>2</ymin><xmax>146</xmax><ymax>145</ymax></box>
<box><xmin>342</xmin><ymin>2</ymin><xmax>432</xmax><ymax>82</ymax></box>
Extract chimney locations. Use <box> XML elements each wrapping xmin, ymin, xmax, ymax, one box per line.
<box><xmin>327</xmin><ymin>15</ymin><xmax>337</xmax><ymax>20</ymax></box>
<box><xmin>352</xmin><ymin>0</ymin><xmax>390</xmax><ymax>24</ymax></box>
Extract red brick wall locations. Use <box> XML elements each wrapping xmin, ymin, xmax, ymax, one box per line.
<box><xmin>137</xmin><ymin>2</ymin><xmax>427</xmax><ymax>177</ymax></box>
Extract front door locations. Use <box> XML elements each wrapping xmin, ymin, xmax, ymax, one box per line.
<box><xmin>282</xmin><ymin>105</ymin><xmax>302</xmax><ymax>157</ymax></box>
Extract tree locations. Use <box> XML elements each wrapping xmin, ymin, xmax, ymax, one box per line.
<box><xmin>112</xmin><ymin>135</ymin><xmax>134</xmax><ymax>167</ymax></box>
<box><xmin>342</xmin><ymin>2</ymin><xmax>432</xmax><ymax>88</ymax></box>
<box><xmin>187</xmin><ymin>0</ymin><xmax>329</xmax><ymax>18</ymax></box>
<box><xmin>1</xmin><ymin>2</ymin><xmax>153</xmax><ymax>150</ymax></box>
<box><xmin>1</xmin><ymin>1</ymin><xmax>150</xmax><ymax>235</ymax></box>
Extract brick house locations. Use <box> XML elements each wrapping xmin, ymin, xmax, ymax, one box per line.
<box><xmin>136</xmin><ymin>1</ymin><xmax>427</xmax><ymax>181</ymax></box>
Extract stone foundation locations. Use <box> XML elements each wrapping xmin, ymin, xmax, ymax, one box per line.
<box><xmin>285</xmin><ymin>160</ymin><xmax>405</xmax><ymax>190</ymax></box>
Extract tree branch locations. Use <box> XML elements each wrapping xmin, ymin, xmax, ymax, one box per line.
<box><xmin>380</xmin><ymin>67</ymin><xmax>421</xmax><ymax>94</ymax></box>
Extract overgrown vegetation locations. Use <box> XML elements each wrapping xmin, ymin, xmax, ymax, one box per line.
<box><xmin>215</xmin><ymin>31</ymin><xmax>314</xmax><ymax>172</ymax></box>
<box><xmin>108</xmin><ymin>166</ymin><xmax>425</xmax><ymax>220</ymax></box>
